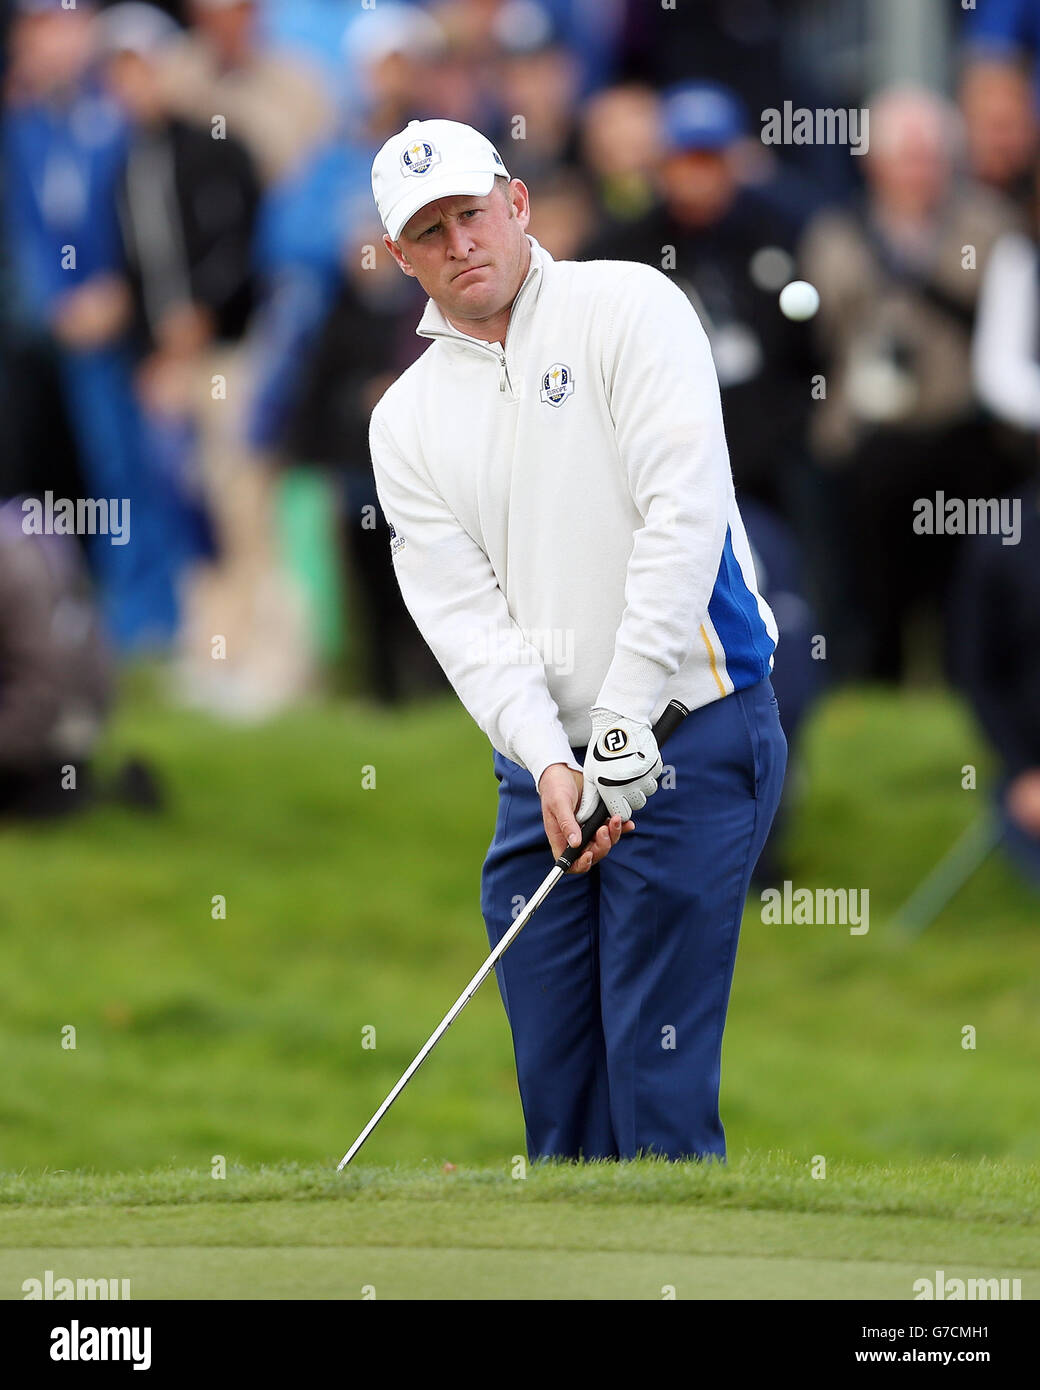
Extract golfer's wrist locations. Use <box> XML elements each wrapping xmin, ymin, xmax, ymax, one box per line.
<box><xmin>512</xmin><ymin>720</ymin><xmax>581</xmax><ymax>793</ymax></box>
<box><xmin>541</xmin><ymin>759</ymin><xmax>586</xmax><ymax>793</ymax></box>
<box><xmin>595</xmin><ymin>652</ymin><xmax>671</xmax><ymax>727</ymax></box>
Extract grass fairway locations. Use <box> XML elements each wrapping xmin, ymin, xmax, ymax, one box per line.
<box><xmin>1</xmin><ymin>679</ymin><xmax>1038</xmax><ymax>1297</ymax></box>
<box><xmin>2</xmin><ymin>1156</ymin><xmax>1037</xmax><ymax>1300</ymax></box>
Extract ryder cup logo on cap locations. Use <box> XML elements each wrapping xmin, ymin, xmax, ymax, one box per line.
<box><xmin>373</xmin><ymin>118</ymin><xmax>509</xmax><ymax>242</ymax></box>
<box><xmin>401</xmin><ymin>139</ymin><xmax>440</xmax><ymax>177</ymax></box>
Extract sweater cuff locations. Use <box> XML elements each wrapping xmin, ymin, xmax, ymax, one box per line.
<box><xmin>595</xmin><ymin>650</ymin><xmax>672</xmax><ymax>726</ymax></box>
<box><xmin>510</xmin><ymin>720</ymin><xmax>582</xmax><ymax>792</ymax></box>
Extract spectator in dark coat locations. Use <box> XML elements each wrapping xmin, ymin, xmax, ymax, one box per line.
<box><xmin>282</xmin><ymin>218</ymin><xmax>446</xmax><ymax>704</ymax></box>
<box><xmin>100</xmin><ymin>3</ymin><xmax>261</xmax><ymax>374</ymax></box>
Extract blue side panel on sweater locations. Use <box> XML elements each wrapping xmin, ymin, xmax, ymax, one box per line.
<box><xmin>707</xmin><ymin>527</ymin><xmax>776</xmax><ymax>688</ymax></box>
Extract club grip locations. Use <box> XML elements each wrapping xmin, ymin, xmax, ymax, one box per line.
<box><xmin>555</xmin><ymin>699</ymin><xmax>690</xmax><ymax>870</ymax></box>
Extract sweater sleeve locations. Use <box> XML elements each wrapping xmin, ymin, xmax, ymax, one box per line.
<box><xmin>593</xmin><ymin>263</ymin><xmax>733</xmax><ymax>723</ymax></box>
<box><xmin>370</xmin><ymin>408</ymin><xmax>582</xmax><ymax>788</ymax></box>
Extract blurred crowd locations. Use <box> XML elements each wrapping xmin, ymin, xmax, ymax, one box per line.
<box><xmin>1</xmin><ymin>0</ymin><xmax>1038</xmax><ymax>865</ymax></box>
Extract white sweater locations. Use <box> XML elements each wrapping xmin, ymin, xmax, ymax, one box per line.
<box><xmin>370</xmin><ymin>235</ymin><xmax>777</xmax><ymax>790</ymax></box>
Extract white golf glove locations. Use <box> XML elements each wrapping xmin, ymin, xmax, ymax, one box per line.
<box><xmin>576</xmin><ymin>707</ymin><xmax>664</xmax><ymax>823</ymax></box>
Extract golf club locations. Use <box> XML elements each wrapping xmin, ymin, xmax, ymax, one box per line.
<box><xmin>337</xmin><ymin>698</ymin><xmax>691</xmax><ymax>1169</ymax></box>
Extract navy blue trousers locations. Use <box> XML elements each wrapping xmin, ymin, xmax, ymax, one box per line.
<box><xmin>480</xmin><ymin>678</ymin><xmax>787</xmax><ymax>1162</ymax></box>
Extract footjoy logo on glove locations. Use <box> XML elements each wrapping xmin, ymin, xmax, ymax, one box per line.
<box><xmin>539</xmin><ymin>362</ymin><xmax>574</xmax><ymax>407</ymax></box>
<box><xmin>602</xmin><ymin>728</ymin><xmax>628</xmax><ymax>754</ymax></box>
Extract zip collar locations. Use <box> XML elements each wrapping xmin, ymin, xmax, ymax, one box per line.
<box><xmin>415</xmin><ymin>235</ymin><xmax>550</xmax><ymax>393</ymax></box>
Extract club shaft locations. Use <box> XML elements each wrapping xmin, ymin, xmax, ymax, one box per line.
<box><xmin>337</xmin><ymin>864</ymin><xmax>564</xmax><ymax>1169</ymax></box>
<box><xmin>337</xmin><ymin>699</ymin><xmax>690</xmax><ymax>1169</ymax></box>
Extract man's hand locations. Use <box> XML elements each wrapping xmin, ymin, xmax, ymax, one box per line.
<box><xmin>136</xmin><ymin>351</ymin><xmax>196</xmax><ymax>418</ymax></box>
<box><xmin>154</xmin><ymin>301</ymin><xmax>214</xmax><ymax>358</ymax></box>
<box><xmin>538</xmin><ymin>763</ymin><xmax>634</xmax><ymax>874</ymax></box>
<box><xmin>52</xmin><ymin>274</ymin><xmax>131</xmax><ymax>349</ymax></box>
<box><xmin>576</xmin><ymin>708</ymin><xmax>663</xmax><ymax>822</ymax></box>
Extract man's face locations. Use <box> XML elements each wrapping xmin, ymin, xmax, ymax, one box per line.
<box><xmin>961</xmin><ymin>63</ymin><xmax>1037</xmax><ymax>187</ymax></box>
<box><xmin>868</xmin><ymin>116</ymin><xmax>950</xmax><ymax>214</ymax></box>
<box><xmin>9</xmin><ymin>10</ymin><xmax>94</xmax><ymax>98</ymax></box>
<box><xmin>104</xmin><ymin>51</ymin><xmax>161</xmax><ymax>122</ymax></box>
<box><xmin>385</xmin><ymin>179</ymin><xmax>531</xmax><ymax>327</ymax></box>
<box><xmin>659</xmin><ymin>149</ymin><xmax>736</xmax><ymax>228</ymax></box>
<box><xmin>191</xmin><ymin>0</ymin><xmax>254</xmax><ymax>67</ymax></box>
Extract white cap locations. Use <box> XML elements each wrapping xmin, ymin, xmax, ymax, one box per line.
<box><xmin>94</xmin><ymin>2</ymin><xmax>180</xmax><ymax>58</ymax></box>
<box><xmin>372</xmin><ymin>119</ymin><xmax>510</xmax><ymax>242</ymax></box>
<box><xmin>343</xmin><ymin>3</ymin><xmax>445</xmax><ymax>66</ymax></box>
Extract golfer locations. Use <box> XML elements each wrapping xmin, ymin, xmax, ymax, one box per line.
<box><xmin>369</xmin><ymin>119</ymin><xmax>787</xmax><ymax>1162</ymax></box>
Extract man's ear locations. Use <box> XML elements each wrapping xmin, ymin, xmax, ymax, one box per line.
<box><xmin>384</xmin><ymin>233</ymin><xmax>416</xmax><ymax>277</ymax></box>
<box><xmin>507</xmin><ymin>178</ymin><xmax>532</xmax><ymax>230</ymax></box>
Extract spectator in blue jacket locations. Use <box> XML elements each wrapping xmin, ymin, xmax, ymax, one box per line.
<box><xmin>3</xmin><ymin>0</ymin><xmax>186</xmax><ymax>649</ymax></box>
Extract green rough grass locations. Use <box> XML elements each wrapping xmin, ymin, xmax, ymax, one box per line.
<box><xmin>2</xmin><ymin>1152</ymin><xmax>1038</xmax><ymax>1222</ymax></box>
<box><xmin>2</xmin><ymin>679</ymin><xmax>1038</xmax><ymax>1298</ymax></box>
<box><xmin>0</xmin><ymin>680</ymin><xmax>1037</xmax><ymax>1175</ymax></box>
<box><xmin>1</xmin><ymin>1158</ymin><xmax>1037</xmax><ymax>1299</ymax></box>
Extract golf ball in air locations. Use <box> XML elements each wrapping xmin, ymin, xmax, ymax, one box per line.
<box><xmin>778</xmin><ymin>280</ymin><xmax>820</xmax><ymax>321</ymax></box>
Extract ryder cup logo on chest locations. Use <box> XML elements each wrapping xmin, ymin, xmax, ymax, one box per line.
<box><xmin>401</xmin><ymin>138</ymin><xmax>440</xmax><ymax>176</ymax></box>
<box><xmin>539</xmin><ymin>362</ymin><xmax>575</xmax><ymax>407</ymax></box>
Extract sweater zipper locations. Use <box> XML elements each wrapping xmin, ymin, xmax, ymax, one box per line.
<box><xmin>421</xmin><ymin>329</ymin><xmax>512</xmax><ymax>391</ymax></box>
<box><xmin>495</xmin><ymin>266</ymin><xmax>537</xmax><ymax>393</ymax></box>
<box><xmin>419</xmin><ymin>257</ymin><xmax>537</xmax><ymax>396</ymax></box>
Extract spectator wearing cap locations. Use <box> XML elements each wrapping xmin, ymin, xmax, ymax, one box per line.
<box><xmin>581</xmin><ymin>82</ymin><xmax>815</xmax><ymax>525</ymax></box>
<box><xmin>341</xmin><ymin>1</ymin><xmax>451</xmax><ymax>145</ymax></box>
<box><xmin>622</xmin><ymin>0</ymin><xmax>857</xmax><ymax>206</ymax></box>
<box><xmin>962</xmin><ymin>0</ymin><xmax>1040</xmax><ymax>113</ymax></box>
